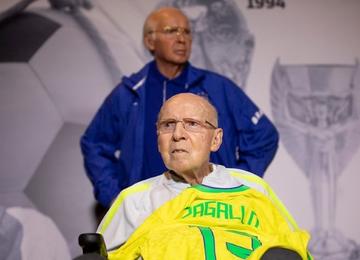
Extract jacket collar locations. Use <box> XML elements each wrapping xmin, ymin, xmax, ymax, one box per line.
<box><xmin>121</xmin><ymin>63</ymin><xmax>150</xmax><ymax>92</ymax></box>
<box><xmin>122</xmin><ymin>60</ymin><xmax>207</xmax><ymax>93</ymax></box>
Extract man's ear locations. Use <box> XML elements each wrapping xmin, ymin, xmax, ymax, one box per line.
<box><xmin>144</xmin><ymin>35</ymin><xmax>155</xmax><ymax>53</ymax></box>
<box><xmin>210</xmin><ymin>128</ymin><xmax>223</xmax><ymax>152</ymax></box>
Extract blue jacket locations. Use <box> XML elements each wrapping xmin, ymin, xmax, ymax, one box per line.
<box><xmin>80</xmin><ymin>62</ymin><xmax>279</xmax><ymax>207</ymax></box>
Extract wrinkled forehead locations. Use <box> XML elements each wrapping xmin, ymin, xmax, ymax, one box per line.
<box><xmin>159</xmin><ymin>96</ymin><xmax>213</xmax><ymax>121</ymax></box>
<box><xmin>156</xmin><ymin>10</ymin><xmax>190</xmax><ymax>28</ymax></box>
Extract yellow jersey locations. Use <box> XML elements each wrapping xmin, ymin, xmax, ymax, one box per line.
<box><xmin>108</xmin><ymin>184</ymin><xmax>312</xmax><ymax>260</ymax></box>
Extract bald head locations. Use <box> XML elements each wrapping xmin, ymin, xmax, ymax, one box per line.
<box><xmin>143</xmin><ymin>7</ymin><xmax>189</xmax><ymax>39</ymax></box>
<box><xmin>157</xmin><ymin>93</ymin><xmax>223</xmax><ymax>183</ymax></box>
<box><xmin>142</xmin><ymin>7</ymin><xmax>192</xmax><ymax>75</ymax></box>
<box><xmin>158</xmin><ymin>93</ymin><xmax>218</xmax><ymax>127</ymax></box>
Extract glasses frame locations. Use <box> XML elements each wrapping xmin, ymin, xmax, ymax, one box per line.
<box><xmin>148</xmin><ymin>25</ymin><xmax>192</xmax><ymax>38</ymax></box>
<box><xmin>157</xmin><ymin>118</ymin><xmax>217</xmax><ymax>134</ymax></box>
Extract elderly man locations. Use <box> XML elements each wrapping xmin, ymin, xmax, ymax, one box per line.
<box><xmin>80</xmin><ymin>7</ymin><xmax>279</xmax><ymax>208</ymax></box>
<box><xmin>97</xmin><ymin>93</ymin><xmax>311</xmax><ymax>260</ymax></box>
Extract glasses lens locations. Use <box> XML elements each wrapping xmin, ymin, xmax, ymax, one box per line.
<box><xmin>163</xmin><ymin>26</ymin><xmax>191</xmax><ymax>37</ymax></box>
<box><xmin>159</xmin><ymin>120</ymin><xmax>176</xmax><ymax>133</ymax></box>
<box><xmin>183</xmin><ymin>119</ymin><xmax>202</xmax><ymax>132</ymax></box>
<box><xmin>158</xmin><ymin>118</ymin><xmax>214</xmax><ymax>133</ymax></box>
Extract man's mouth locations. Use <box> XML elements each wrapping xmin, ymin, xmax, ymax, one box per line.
<box><xmin>172</xmin><ymin>149</ymin><xmax>187</xmax><ymax>153</ymax></box>
<box><xmin>174</xmin><ymin>49</ymin><xmax>187</xmax><ymax>55</ymax></box>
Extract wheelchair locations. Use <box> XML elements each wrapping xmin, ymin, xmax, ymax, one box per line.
<box><xmin>74</xmin><ymin>233</ymin><xmax>107</xmax><ymax>260</ymax></box>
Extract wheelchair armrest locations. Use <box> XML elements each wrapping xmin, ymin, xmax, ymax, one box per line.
<box><xmin>78</xmin><ymin>233</ymin><xmax>108</xmax><ymax>258</ymax></box>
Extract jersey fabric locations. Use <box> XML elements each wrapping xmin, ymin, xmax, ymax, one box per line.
<box><xmin>97</xmin><ymin>164</ymin><xmax>309</xmax><ymax>256</ymax></box>
<box><xmin>108</xmin><ymin>185</ymin><xmax>311</xmax><ymax>260</ymax></box>
<box><xmin>80</xmin><ymin>60</ymin><xmax>279</xmax><ymax>207</ymax></box>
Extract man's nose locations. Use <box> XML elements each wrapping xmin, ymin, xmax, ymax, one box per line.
<box><xmin>176</xmin><ymin>33</ymin><xmax>186</xmax><ymax>42</ymax></box>
<box><xmin>175</xmin><ymin>29</ymin><xmax>188</xmax><ymax>41</ymax></box>
<box><xmin>172</xmin><ymin>121</ymin><xmax>187</xmax><ymax>140</ymax></box>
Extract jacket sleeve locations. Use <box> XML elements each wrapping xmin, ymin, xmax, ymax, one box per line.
<box><xmin>227</xmin><ymin>82</ymin><xmax>279</xmax><ymax>177</ymax></box>
<box><xmin>80</xmin><ymin>88</ymin><xmax>125</xmax><ymax>207</ymax></box>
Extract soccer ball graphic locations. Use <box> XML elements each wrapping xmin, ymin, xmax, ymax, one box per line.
<box><xmin>0</xmin><ymin>4</ymin><xmax>116</xmax><ymax>257</ymax></box>
<box><xmin>1</xmin><ymin>0</ymin><xmax>255</xmax><ymax>257</ymax></box>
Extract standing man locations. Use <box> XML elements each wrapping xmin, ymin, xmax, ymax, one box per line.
<box><xmin>80</xmin><ymin>7</ymin><xmax>279</xmax><ymax>208</ymax></box>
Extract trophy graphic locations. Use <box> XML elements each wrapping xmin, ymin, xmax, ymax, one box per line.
<box><xmin>271</xmin><ymin>60</ymin><xmax>360</xmax><ymax>259</ymax></box>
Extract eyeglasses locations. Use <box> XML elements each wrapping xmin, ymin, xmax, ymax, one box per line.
<box><xmin>157</xmin><ymin>118</ymin><xmax>217</xmax><ymax>133</ymax></box>
<box><xmin>148</xmin><ymin>26</ymin><xmax>192</xmax><ymax>38</ymax></box>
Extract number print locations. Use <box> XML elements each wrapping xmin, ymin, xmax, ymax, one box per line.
<box><xmin>197</xmin><ymin>226</ymin><xmax>262</xmax><ymax>259</ymax></box>
<box><xmin>248</xmin><ymin>0</ymin><xmax>286</xmax><ymax>9</ymax></box>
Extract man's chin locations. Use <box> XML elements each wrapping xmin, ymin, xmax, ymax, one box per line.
<box><xmin>170</xmin><ymin>56</ymin><xmax>189</xmax><ymax>65</ymax></box>
<box><xmin>167</xmin><ymin>163</ymin><xmax>191</xmax><ymax>175</ymax></box>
